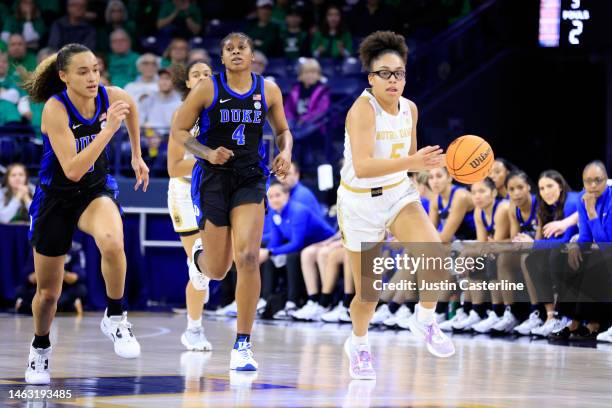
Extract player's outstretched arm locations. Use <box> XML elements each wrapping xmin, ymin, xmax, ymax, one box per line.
<box><xmin>42</xmin><ymin>98</ymin><xmax>128</xmax><ymax>182</ymax></box>
<box><xmin>264</xmin><ymin>80</ymin><xmax>293</xmax><ymax>179</ymax></box>
<box><xmin>107</xmin><ymin>86</ymin><xmax>149</xmax><ymax>191</ymax></box>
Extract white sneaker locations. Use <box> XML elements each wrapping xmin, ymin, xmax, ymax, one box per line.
<box><xmin>181</xmin><ymin>327</ymin><xmax>212</xmax><ymax>351</ymax></box>
<box><xmin>25</xmin><ymin>344</ymin><xmax>51</xmax><ymax>385</ymax></box>
<box><xmin>435</xmin><ymin>312</ymin><xmax>447</xmax><ymax>324</ymax></box>
<box><xmin>100</xmin><ymin>310</ymin><xmax>141</xmax><ymax>358</ymax></box>
<box><xmin>453</xmin><ymin>309</ymin><xmax>482</xmax><ymax>332</ymax></box>
<box><xmin>256</xmin><ymin>298</ymin><xmax>267</xmax><ymax>316</ymax></box>
<box><xmin>344</xmin><ymin>337</ymin><xmax>376</xmax><ymax>380</ymax></box>
<box><xmin>230</xmin><ymin>340</ymin><xmax>258</xmax><ymax>371</ymax></box>
<box><xmin>321</xmin><ymin>302</ymin><xmax>347</xmax><ymax>323</ymax></box>
<box><xmin>189</xmin><ymin>239</ymin><xmax>210</xmax><ymax>291</ymax></box>
<box><xmin>383</xmin><ymin>305</ymin><xmax>411</xmax><ymax>328</ymax></box>
<box><xmin>439</xmin><ymin>308</ymin><xmax>467</xmax><ymax>332</ymax></box>
<box><xmin>531</xmin><ymin>317</ymin><xmax>566</xmax><ymax>337</ymax></box>
<box><xmin>514</xmin><ymin>311</ymin><xmax>544</xmax><ymax>335</ymax></box>
<box><xmin>491</xmin><ymin>307</ymin><xmax>519</xmax><ymax>334</ymax></box>
<box><xmin>396</xmin><ymin>306</ymin><xmax>415</xmax><ymax>330</ymax></box>
<box><xmin>338</xmin><ymin>306</ymin><xmax>352</xmax><ymax>323</ymax></box>
<box><xmin>293</xmin><ymin>300</ymin><xmax>328</xmax><ymax>321</ymax></box>
<box><xmin>473</xmin><ymin>310</ymin><xmax>502</xmax><ymax>334</ymax></box>
<box><xmin>216</xmin><ymin>301</ymin><xmax>238</xmax><ymax>317</ymax></box>
<box><xmin>273</xmin><ymin>301</ymin><xmax>297</xmax><ymax>320</ymax></box>
<box><xmin>406</xmin><ymin>308</ymin><xmax>455</xmax><ymax>358</ymax></box>
<box><xmin>370</xmin><ymin>304</ymin><xmax>391</xmax><ymax>326</ymax></box>
<box><xmin>597</xmin><ymin>326</ymin><xmax>612</xmax><ymax>343</ymax></box>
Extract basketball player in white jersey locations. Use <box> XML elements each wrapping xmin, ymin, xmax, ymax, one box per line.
<box><xmin>167</xmin><ymin>61</ymin><xmax>213</xmax><ymax>351</ymax></box>
<box><xmin>337</xmin><ymin>31</ymin><xmax>455</xmax><ymax>380</ymax></box>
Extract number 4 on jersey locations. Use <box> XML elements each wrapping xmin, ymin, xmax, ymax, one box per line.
<box><xmin>232</xmin><ymin>124</ymin><xmax>246</xmax><ymax>146</ymax></box>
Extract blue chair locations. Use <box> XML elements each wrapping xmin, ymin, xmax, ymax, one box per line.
<box><xmin>341</xmin><ymin>57</ymin><xmax>362</xmax><ymax>75</ymax></box>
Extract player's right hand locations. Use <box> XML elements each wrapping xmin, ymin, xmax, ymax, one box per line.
<box><xmin>207</xmin><ymin>146</ymin><xmax>234</xmax><ymax>165</ymax></box>
<box><xmin>106</xmin><ymin>101</ymin><xmax>130</xmax><ymax>132</ymax></box>
<box><xmin>410</xmin><ymin>145</ymin><xmax>444</xmax><ymax>170</ymax></box>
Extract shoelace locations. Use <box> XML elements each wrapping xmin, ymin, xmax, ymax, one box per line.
<box><xmin>357</xmin><ymin>349</ymin><xmax>372</xmax><ymax>369</ymax></box>
<box><xmin>427</xmin><ymin>323</ymin><xmax>446</xmax><ymax>344</ymax></box>
<box><xmin>117</xmin><ymin>316</ymin><xmax>134</xmax><ymax>339</ymax></box>
<box><xmin>34</xmin><ymin>354</ymin><xmax>47</xmax><ymax>372</ymax></box>
<box><xmin>236</xmin><ymin>343</ymin><xmax>253</xmax><ymax>360</ymax></box>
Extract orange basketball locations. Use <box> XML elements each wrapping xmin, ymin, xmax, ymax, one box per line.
<box><xmin>445</xmin><ymin>135</ymin><xmax>494</xmax><ymax>184</ymax></box>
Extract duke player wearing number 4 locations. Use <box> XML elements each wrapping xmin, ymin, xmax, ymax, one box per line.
<box><xmin>20</xmin><ymin>43</ymin><xmax>149</xmax><ymax>385</ymax></box>
<box><xmin>172</xmin><ymin>32</ymin><xmax>293</xmax><ymax>371</ymax></box>
<box><xmin>337</xmin><ymin>31</ymin><xmax>455</xmax><ymax>381</ymax></box>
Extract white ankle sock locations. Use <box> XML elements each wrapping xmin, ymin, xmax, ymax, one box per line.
<box><xmin>187</xmin><ymin>316</ymin><xmax>202</xmax><ymax>330</ymax></box>
<box><xmin>351</xmin><ymin>332</ymin><xmax>368</xmax><ymax>346</ymax></box>
<box><xmin>416</xmin><ymin>304</ymin><xmax>435</xmax><ymax>325</ymax></box>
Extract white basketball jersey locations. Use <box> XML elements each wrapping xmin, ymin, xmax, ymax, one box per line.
<box><xmin>340</xmin><ymin>89</ymin><xmax>414</xmax><ymax>189</ymax></box>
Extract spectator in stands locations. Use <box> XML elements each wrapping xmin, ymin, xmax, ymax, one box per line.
<box><xmin>94</xmin><ymin>51</ymin><xmax>111</xmax><ymax>86</ymax></box>
<box><xmin>348</xmin><ymin>0</ymin><xmax>397</xmax><ymax>38</ymax></box>
<box><xmin>108</xmin><ymin>28</ymin><xmax>140</xmax><ymax>88</ymax></box>
<box><xmin>139</xmin><ymin>67</ymin><xmax>181</xmax><ymax>130</ymax></box>
<box><xmin>280</xmin><ymin>162</ymin><xmax>322</xmax><ymax>214</ymax></box>
<box><xmin>124</xmin><ymin>53</ymin><xmax>160</xmax><ymax>104</ymax></box>
<box><xmin>1</xmin><ymin>0</ymin><xmax>46</xmax><ymax>49</ymax></box>
<box><xmin>281</xmin><ymin>5</ymin><xmax>309</xmax><ymax>60</ymax></box>
<box><xmin>284</xmin><ymin>58</ymin><xmax>330</xmax><ymax>140</ymax></box>
<box><xmin>0</xmin><ymin>163</ymin><xmax>32</xmax><ymax>223</ymax></box>
<box><xmin>7</xmin><ymin>34</ymin><xmax>36</xmax><ymax>81</ymax></box>
<box><xmin>0</xmin><ymin>52</ymin><xmax>21</xmax><ymax>125</ymax></box>
<box><xmin>156</xmin><ymin>0</ymin><xmax>203</xmax><ymax>39</ymax></box>
<box><xmin>245</xmin><ymin>0</ymin><xmax>282</xmax><ymax>57</ymax></box>
<box><xmin>271</xmin><ymin>0</ymin><xmax>290</xmax><ymax>28</ymax></box>
<box><xmin>15</xmin><ymin>241</ymin><xmax>87</xmax><ymax>315</ymax></box>
<box><xmin>162</xmin><ymin>38</ymin><xmax>190</xmax><ymax>68</ymax></box>
<box><xmin>17</xmin><ymin>47</ymin><xmax>54</xmax><ymax>133</ymax></box>
<box><xmin>96</xmin><ymin>0</ymin><xmax>136</xmax><ymax>53</ymax></box>
<box><xmin>48</xmin><ymin>0</ymin><xmax>96</xmax><ymax>50</ymax></box>
<box><xmin>188</xmin><ymin>48</ymin><xmax>211</xmax><ymax>65</ymax></box>
<box><xmin>260</xmin><ymin>182</ymin><xmax>335</xmax><ymax>314</ymax></box>
<box><xmin>252</xmin><ymin>50</ymin><xmax>276</xmax><ymax>82</ymax></box>
<box><xmin>311</xmin><ymin>5</ymin><xmax>353</xmax><ymax>59</ymax></box>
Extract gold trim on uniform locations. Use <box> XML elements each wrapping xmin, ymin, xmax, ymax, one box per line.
<box><xmin>340</xmin><ymin>178</ymin><xmax>406</xmax><ymax>194</ymax></box>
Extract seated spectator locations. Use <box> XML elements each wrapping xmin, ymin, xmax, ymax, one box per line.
<box><xmin>17</xmin><ymin>47</ymin><xmax>54</xmax><ymax>133</ymax></box>
<box><xmin>348</xmin><ymin>0</ymin><xmax>398</xmax><ymax>38</ymax></box>
<box><xmin>311</xmin><ymin>5</ymin><xmax>353</xmax><ymax>59</ymax></box>
<box><xmin>0</xmin><ymin>52</ymin><xmax>20</xmax><ymax>104</ymax></box>
<box><xmin>124</xmin><ymin>53</ymin><xmax>160</xmax><ymax>104</ymax></box>
<box><xmin>188</xmin><ymin>48</ymin><xmax>211</xmax><ymax>65</ymax></box>
<box><xmin>271</xmin><ymin>0</ymin><xmax>290</xmax><ymax>28</ymax></box>
<box><xmin>139</xmin><ymin>67</ymin><xmax>181</xmax><ymax>131</ymax></box>
<box><xmin>0</xmin><ymin>163</ymin><xmax>33</xmax><ymax>223</ymax></box>
<box><xmin>260</xmin><ymin>182</ymin><xmax>335</xmax><ymax>315</ymax></box>
<box><xmin>161</xmin><ymin>37</ymin><xmax>190</xmax><ymax>68</ymax></box>
<box><xmin>281</xmin><ymin>5</ymin><xmax>309</xmax><ymax>60</ymax></box>
<box><xmin>48</xmin><ymin>0</ymin><xmax>96</xmax><ymax>50</ymax></box>
<box><xmin>7</xmin><ymin>34</ymin><xmax>37</xmax><ymax>82</ymax></box>
<box><xmin>1</xmin><ymin>0</ymin><xmax>46</xmax><ymax>49</ymax></box>
<box><xmin>252</xmin><ymin>50</ymin><xmax>276</xmax><ymax>82</ymax></box>
<box><xmin>284</xmin><ymin>58</ymin><xmax>330</xmax><ymax>140</ymax></box>
<box><xmin>245</xmin><ymin>0</ymin><xmax>282</xmax><ymax>57</ymax></box>
<box><xmin>156</xmin><ymin>0</ymin><xmax>203</xmax><ymax>40</ymax></box>
<box><xmin>108</xmin><ymin>28</ymin><xmax>140</xmax><ymax>88</ymax></box>
<box><xmin>280</xmin><ymin>162</ymin><xmax>322</xmax><ymax>215</ymax></box>
<box><xmin>94</xmin><ymin>51</ymin><xmax>111</xmax><ymax>86</ymax></box>
<box><xmin>15</xmin><ymin>241</ymin><xmax>87</xmax><ymax>315</ymax></box>
<box><xmin>96</xmin><ymin>0</ymin><xmax>136</xmax><ymax>53</ymax></box>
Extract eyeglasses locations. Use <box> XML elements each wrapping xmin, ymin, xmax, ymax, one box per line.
<box><xmin>583</xmin><ymin>177</ymin><xmax>606</xmax><ymax>186</ymax></box>
<box><xmin>369</xmin><ymin>70</ymin><xmax>406</xmax><ymax>80</ymax></box>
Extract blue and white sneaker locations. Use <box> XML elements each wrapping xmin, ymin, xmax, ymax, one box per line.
<box><xmin>230</xmin><ymin>340</ymin><xmax>258</xmax><ymax>371</ymax></box>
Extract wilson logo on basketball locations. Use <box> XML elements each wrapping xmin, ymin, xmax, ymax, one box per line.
<box><xmin>469</xmin><ymin>148</ymin><xmax>492</xmax><ymax>169</ymax></box>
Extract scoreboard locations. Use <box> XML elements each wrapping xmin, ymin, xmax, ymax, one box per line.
<box><xmin>539</xmin><ymin>0</ymin><xmax>612</xmax><ymax>48</ymax></box>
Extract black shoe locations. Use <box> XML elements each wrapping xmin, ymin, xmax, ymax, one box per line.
<box><xmin>569</xmin><ymin>325</ymin><xmax>598</xmax><ymax>341</ymax></box>
<box><xmin>548</xmin><ymin>326</ymin><xmax>573</xmax><ymax>341</ymax></box>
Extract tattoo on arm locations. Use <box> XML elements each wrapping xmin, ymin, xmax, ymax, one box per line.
<box><xmin>184</xmin><ymin>136</ymin><xmax>211</xmax><ymax>160</ymax></box>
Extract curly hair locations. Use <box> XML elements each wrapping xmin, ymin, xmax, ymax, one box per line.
<box><xmin>171</xmin><ymin>60</ymin><xmax>212</xmax><ymax>100</ymax></box>
<box><xmin>20</xmin><ymin>43</ymin><xmax>91</xmax><ymax>103</ymax></box>
<box><xmin>358</xmin><ymin>30</ymin><xmax>408</xmax><ymax>71</ymax></box>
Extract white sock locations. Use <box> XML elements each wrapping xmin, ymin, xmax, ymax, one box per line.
<box><xmin>187</xmin><ymin>316</ymin><xmax>202</xmax><ymax>330</ymax></box>
<box><xmin>351</xmin><ymin>332</ymin><xmax>369</xmax><ymax>346</ymax></box>
<box><xmin>416</xmin><ymin>304</ymin><xmax>435</xmax><ymax>325</ymax></box>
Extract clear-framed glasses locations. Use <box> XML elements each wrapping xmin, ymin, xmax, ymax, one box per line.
<box><xmin>583</xmin><ymin>177</ymin><xmax>606</xmax><ymax>186</ymax></box>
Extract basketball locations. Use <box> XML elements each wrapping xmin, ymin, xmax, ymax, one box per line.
<box><xmin>445</xmin><ymin>135</ymin><xmax>495</xmax><ymax>184</ymax></box>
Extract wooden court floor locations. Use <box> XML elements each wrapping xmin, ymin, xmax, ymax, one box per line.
<box><xmin>1</xmin><ymin>312</ymin><xmax>612</xmax><ymax>407</ymax></box>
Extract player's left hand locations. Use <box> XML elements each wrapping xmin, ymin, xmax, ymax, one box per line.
<box><xmin>132</xmin><ymin>156</ymin><xmax>150</xmax><ymax>192</ymax></box>
<box><xmin>272</xmin><ymin>150</ymin><xmax>291</xmax><ymax>180</ymax></box>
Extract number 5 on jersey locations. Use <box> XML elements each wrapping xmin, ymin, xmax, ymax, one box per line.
<box><xmin>232</xmin><ymin>124</ymin><xmax>246</xmax><ymax>146</ymax></box>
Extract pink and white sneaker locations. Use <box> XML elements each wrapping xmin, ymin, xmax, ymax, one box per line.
<box><xmin>407</xmin><ymin>309</ymin><xmax>455</xmax><ymax>358</ymax></box>
<box><xmin>343</xmin><ymin>337</ymin><xmax>376</xmax><ymax>380</ymax></box>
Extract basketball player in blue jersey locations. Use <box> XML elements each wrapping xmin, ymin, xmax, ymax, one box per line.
<box><xmin>20</xmin><ymin>44</ymin><xmax>149</xmax><ymax>384</ymax></box>
<box><xmin>172</xmin><ymin>33</ymin><xmax>292</xmax><ymax>371</ymax></box>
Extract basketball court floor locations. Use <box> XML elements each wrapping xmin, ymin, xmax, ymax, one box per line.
<box><xmin>1</xmin><ymin>313</ymin><xmax>611</xmax><ymax>407</ymax></box>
